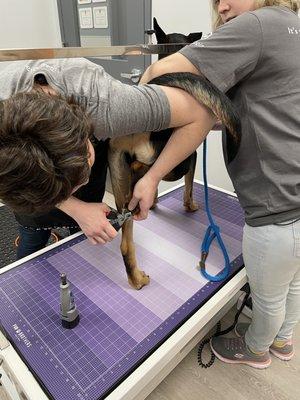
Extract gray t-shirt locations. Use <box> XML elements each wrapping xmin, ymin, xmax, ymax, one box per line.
<box><xmin>0</xmin><ymin>58</ymin><xmax>170</xmax><ymax>140</ymax></box>
<box><xmin>180</xmin><ymin>6</ymin><xmax>300</xmax><ymax>226</ymax></box>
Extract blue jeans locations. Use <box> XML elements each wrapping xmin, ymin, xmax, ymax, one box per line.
<box><xmin>243</xmin><ymin>220</ymin><xmax>300</xmax><ymax>352</ymax></box>
<box><xmin>17</xmin><ymin>226</ymin><xmax>79</xmax><ymax>260</ymax></box>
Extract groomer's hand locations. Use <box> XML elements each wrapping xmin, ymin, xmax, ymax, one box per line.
<box><xmin>73</xmin><ymin>202</ymin><xmax>117</xmax><ymax>244</ymax></box>
<box><xmin>57</xmin><ymin>196</ymin><xmax>117</xmax><ymax>245</ymax></box>
<box><xmin>128</xmin><ymin>174</ymin><xmax>160</xmax><ymax>220</ymax></box>
<box><xmin>73</xmin><ymin>202</ymin><xmax>118</xmax><ymax>244</ymax></box>
<box><xmin>74</xmin><ymin>202</ymin><xmax>117</xmax><ymax>244</ymax></box>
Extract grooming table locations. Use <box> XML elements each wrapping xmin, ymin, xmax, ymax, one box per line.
<box><xmin>0</xmin><ymin>182</ymin><xmax>247</xmax><ymax>400</ymax></box>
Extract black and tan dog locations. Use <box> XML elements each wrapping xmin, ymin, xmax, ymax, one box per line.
<box><xmin>108</xmin><ymin>21</ymin><xmax>240</xmax><ymax>290</ymax></box>
<box><xmin>153</xmin><ymin>17</ymin><xmax>203</xmax><ymax>60</ymax></box>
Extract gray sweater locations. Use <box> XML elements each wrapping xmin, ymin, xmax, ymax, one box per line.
<box><xmin>180</xmin><ymin>6</ymin><xmax>300</xmax><ymax>226</ymax></box>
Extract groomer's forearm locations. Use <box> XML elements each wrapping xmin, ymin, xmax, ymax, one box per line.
<box><xmin>57</xmin><ymin>196</ymin><xmax>84</xmax><ymax>218</ymax></box>
<box><xmin>146</xmin><ymin>112</ymin><xmax>216</xmax><ymax>183</ymax></box>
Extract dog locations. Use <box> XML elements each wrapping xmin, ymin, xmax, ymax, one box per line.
<box><xmin>108</xmin><ymin>19</ymin><xmax>240</xmax><ymax>290</ymax></box>
<box><xmin>153</xmin><ymin>17</ymin><xmax>203</xmax><ymax>59</ymax></box>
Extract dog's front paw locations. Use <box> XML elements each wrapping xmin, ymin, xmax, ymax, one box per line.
<box><xmin>184</xmin><ymin>201</ymin><xmax>199</xmax><ymax>212</ymax></box>
<box><xmin>128</xmin><ymin>270</ymin><xmax>150</xmax><ymax>290</ymax></box>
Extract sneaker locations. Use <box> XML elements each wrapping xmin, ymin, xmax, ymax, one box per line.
<box><xmin>210</xmin><ymin>336</ymin><xmax>271</xmax><ymax>369</ymax></box>
<box><xmin>235</xmin><ymin>322</ymin><xmax>294</xmax><ymax>361</ymax></box>
<box><xmin>270</xmin><ymin>339</ymin><xmax>294</xmax><ymax>361</ymax></box>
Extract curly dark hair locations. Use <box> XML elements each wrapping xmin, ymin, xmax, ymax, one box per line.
<box><xmin>0</xmin><ymin>91</ymin><xmax>93</xmax><ymax>215</ymax></box>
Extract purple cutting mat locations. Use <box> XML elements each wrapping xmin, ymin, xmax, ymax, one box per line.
<box><xmin>0</xmin><ymin>184</ymin><xmax>244</xmax><ymax>400</ymax></box>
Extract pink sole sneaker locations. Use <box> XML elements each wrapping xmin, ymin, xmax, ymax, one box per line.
<box><xmin>270</xmin><ymin>344</ymin><xmax>295</xmax><ymax>361</ymax></box>
<box><xmin>210</xmin><ymin>337</ymin><xmax>272</xmax><ymax>369</ymax></box>
<box><xmin>235</xmin><ymin>323</ymin><xmax>294</xmax><ymax>361</ymax></box>
<box><xmin>211</xmin><ymin>346</ymin><xmax>271</xmax><ymax>369</ymax></box>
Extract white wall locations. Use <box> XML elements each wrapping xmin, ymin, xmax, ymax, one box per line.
<box><xmin>152</xmin><ymin>0</ymin><xmax>234</xmax><ymax>194</ymax></box>
<box><xmin>0</xmin><ymin>0</ymin><xmax>61</xmax><ymax>48</ymax></box>
<box><xmin>152</xmin><ymin>0</ymin><xmax>212</xmax><ymax>34</ymax></box>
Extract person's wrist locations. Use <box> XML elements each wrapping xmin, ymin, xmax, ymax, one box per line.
<box><xmin>58</xmin><ymin>197</ymin><xmax>85</xmax><ymax>219</ymax></box>
<box><xmin>70</xmin><ymin>200</ymin><xmax>86</xmax><ymax>220</ymax></box>
<box><xmin>144</xmin><ymin>169</ymin><xmax>161</xmax><ymax>186</ymax></box>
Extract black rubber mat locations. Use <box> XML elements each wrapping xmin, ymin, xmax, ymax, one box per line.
<box><xmin>0</xmin><ymin>205</ymin><xmax>19</xmax><ymax>268</ymax></box>
<box><xmin>0</xmin><ymin>205</ymin><xmax>71</xmax><ymax>269</ymax></box>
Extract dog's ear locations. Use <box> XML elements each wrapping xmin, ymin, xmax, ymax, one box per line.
<box><xmin>187</xmin><ymin>32</ymin><xmax>203</xmax><ymax>43</ymax></box>
<box><xmin>153</xmin><ymin>17</ymin><xmax>167</xmax><ymax>43</ymax></box>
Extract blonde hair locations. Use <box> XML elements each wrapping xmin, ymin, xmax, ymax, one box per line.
<box><xmin>212</xmin><ymin>0</ymin><xmax>300</xmax><ymax>30</ymax></box>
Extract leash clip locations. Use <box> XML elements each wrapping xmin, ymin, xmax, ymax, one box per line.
<box><xmin>198</xmin><ymin>251</ymin><xmax>208</xmax><ymax>271</ymax></box>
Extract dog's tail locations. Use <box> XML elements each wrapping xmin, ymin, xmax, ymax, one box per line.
<box><xmin>149</xmin><ymin>72</ymin><xmax>241</xmax><ymax>148</ymax></box>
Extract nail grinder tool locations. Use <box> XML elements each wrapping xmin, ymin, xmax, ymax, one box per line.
<box><xmin>60</xmin><ymin>273</ymin><xmax>80</xmax><ymax>329</ymax></box>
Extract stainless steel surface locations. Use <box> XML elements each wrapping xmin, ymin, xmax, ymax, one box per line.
<box><xmin>0</xmin><ymin>44</ymin><xmax>186</xmax><ymax>61</ymax></box>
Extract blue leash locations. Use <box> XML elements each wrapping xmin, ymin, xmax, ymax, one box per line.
<box><xmin>199</xmin><ymin>139</ymin><xmax>231</xmax><ymax>282</ymax></box>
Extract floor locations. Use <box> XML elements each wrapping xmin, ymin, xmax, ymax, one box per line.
<box><xmin>146</xmin><ymin>309</ymin><xmax>300</xmax><ymax>400</ymax></box>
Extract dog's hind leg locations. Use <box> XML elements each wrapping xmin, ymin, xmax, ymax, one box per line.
<box><xmin>108</xmin><ymin>148</ymin><xmax>150</xmax><ymax>290</ymax></box>
<box><xmin>183</xmin><ymin>152</ymin><xmax>199</xmax><ymax>212</ymax></box>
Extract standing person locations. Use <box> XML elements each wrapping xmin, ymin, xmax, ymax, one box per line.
<box><xmin>128</xmin><ymin>0</ymin><xmax>300</xmax><ymax>368</ymax></box>
<box><xmin>0</xmin><ymin>58</ymin><xmax>216</xmax><ymax>257</ymax></box>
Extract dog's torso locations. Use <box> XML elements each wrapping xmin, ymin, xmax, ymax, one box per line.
<box><xmin>109</xmin><ymin>129</ymin><xmax>195</xmax><ymax>182</ymax></box>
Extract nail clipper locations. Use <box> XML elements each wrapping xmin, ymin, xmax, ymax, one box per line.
<box><xmin>106</xmin><ymin>208</ymin><xmax>133</xmax><ymax>231</ymax></box>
